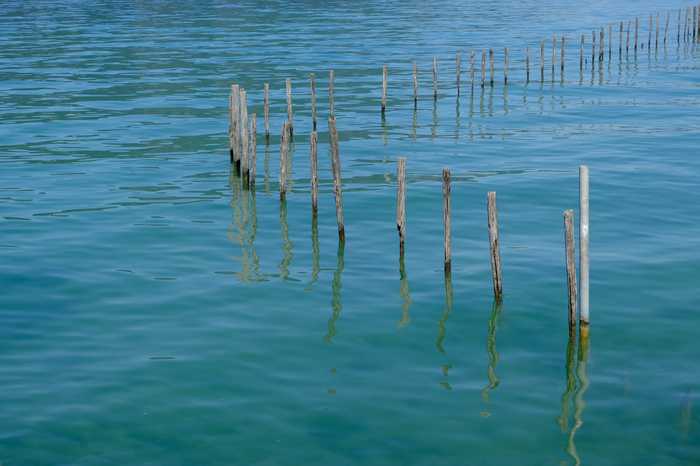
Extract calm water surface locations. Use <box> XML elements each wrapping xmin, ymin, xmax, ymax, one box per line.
<box><xmin>2</xmin><ymin>1</ymin><xmax>700</xmax><ymax>465</ymax></box>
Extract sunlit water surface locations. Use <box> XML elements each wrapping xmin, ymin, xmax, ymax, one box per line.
<box><xmin>2</xmin><ymin>1</ymin><xmax>700</xmax><ymax>465</ymax></box>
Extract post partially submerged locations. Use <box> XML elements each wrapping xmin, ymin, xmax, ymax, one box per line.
<box><xmin>309</xmin><ymin>130</ymin><xmax>318</xmax><ymax>214</ymax></box>
<box><xmin>396</xmin><ymin>157</ymin><xmax>407</xmax><ymax>255</ymax></box>
<box><xmin>432</xmin><ymin>56</ymin><xmax>438</xmax><ymax>99</ymax></box>
<box><xmin>310</xmin><ymin>73</ymin><xmax>317</xmax><ymax>131</ymax></box>
<box><xmin>381</xmin><ymin>64</ymin><xmax>388</xmax><ymax>114</ymax></box>
<box><xmin>263</xmin><ymin>83</ymin><xmax>270</xmax><ymax>140</ymax></box>
<box><xmin>328</xmin><ymin>116</ymin><xmax>345</xmax><ymax>242</ymax></box>
<box><xmin>579</xmin><ymin>165</ymin><xmax>590</xmax><ymax>327</ymax></box>
<box><xmin>249</xmin><ymin>114</ymin><xmax>257</xmax><ymax>188</ymax></box>
<box><xmin>487</xmin><ymin>192</ymin><xmax>503</xmax><ymax>301</ymax></box>
<box><xmin>285</xmin><ymin>78</ymin><xmax>293</xmax><ymax>137</ymax></box>
<box><xmin>442</xmin><ymin>168</ymin><xmax>451</xmax><ymax>273</ymax></box>
<box><xmin>278</xmin><ymin>121</ymin><xmax>290</xmax><ymax>200</ymax></box>
<box><xmin>564</xmin><ymin>209</ymin><xmax>577</xmax><ymax>335</ymax></box>
<box><xmin>329</xmin><ymin>69</ymin><xmax>335</xmax><ymax>117</ymax></box>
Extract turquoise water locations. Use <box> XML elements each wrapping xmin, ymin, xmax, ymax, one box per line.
<box><xmin>2</xmin><ymin>1</ymin><xmax>700</xmax><ymax>464</ymax></box>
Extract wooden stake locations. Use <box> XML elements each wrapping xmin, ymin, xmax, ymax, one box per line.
<box><xmin>285</xmin><ymin>78</ymin><xmax>293</xmax><ymax>136</ymax></box>
<box><xmin>634</xmin><ymin>17</ymin><xmax>639</xmax><ymax>51</ymax></box>
<box><xmin>249</xmin><ymin>114</ymin><xmax>257</xmax><ymax>188</ymax></box>
<box><xmin>591</xmin><ymin>31</ymin><xmax>596</xmax><ymax>71</ymax></box>
<box><xmin>627</xmin><ymin>21</ymin><xmax>631</xmax><ymax>56</ymax></box>
<box><xmin>608</xmin><ymin>24</ymin><xmax>612</xmax><ymax>60</ymax></box>
<box><xmin>432</xmin><ymin>56</ymin><xmax>438</xmax><ymax>99</ymax></box>
<box><xmin>648</xmin><ymin>14</ymin><xmax>652</xmax><ymax>50</ymax></box>
<box><xmin>560</xmin><ymin>36</ymin><xmax>565</xmax><ymax>80</ymax></box>
<box><xmin>655</xmin><ymin>13</ymin><xmax>659</xmax><ymax>51</ymax></box>
<box><xmin>552</xmin><ymin>34</ymin><xmax>557</xmax><ymax>81</ymax></box>
<box><xmin>540</xmin><ymin>40</ymin><xmax>545</xmax><ymax>83</ymax></box>
<box><xmin>329</xmin><ymin>69</ymin><xmax>335</xmax><ymax>117</ymax></box>
<box><xmin>309</xmin><ymin>130</ymin><xmax>318</xmax><ymax>214</ymax></box>
<box><xmin>526</xmin><ymin>46</ymin><xmax>531</xmax><ymax>83</ymax></box>
<box><xmin>381</xmin><ymin>64</ymin><xmax>388</xmax><ymax>113</ymax></box>
<box><xmin>599</xmin><ymin>28</ymin><xmax>605</xmax><ymax>62</ymax></box>
<box><xmin>279</xmin><ymin>122</ymin><xmax>290</xmax><ymax>200</ymax></box>
<box><xmin>489</xmin><ymin>48</ymin><xmax>494</xmax><ymax>86</ymax></box>
<box><xmin>481</xmin><ymin>49</ymin><xmax>486</xmax><ymax>87</ymax></box>
<box><xmin>564</xmin><ymin>209</ymin><xmax>577</xmax><ymax>334</ymax></box>
<box><xmin>579</xmin><ymin>34</ymin><xmax>584</xmax><ymax>72</ymax></box>
<box><xmin>456</xmin><ymin>51</ymin><xmax>462</xmax><ymax>96</ymax></box>
<box><xmin>231</xmin><ymin>84</ymin><xmax>240</xmax><ymax>165</ymax></box>
<box><xmin>469</xmin><ymin>50</ymin><xmax>476</xmax><ymax>89</ymax></box>
<box><xmin>412</xmin><ymin>62</ymin><xmax>418</xmax><ymax>103</ymax></box>
<box><xmin>396</xmin><ymin>157</ymin><xmax>407</xmax><ymax>255</ymax></box>
<box><xmin>310</xmin><ymin>73</ymin><xmax>317</xmax><ymax>131</ymax></box>
<box><xmin>328</xmin><ymin>116</ymin><xmax>345</xmax><ymax>242</ymax></box>
<box><xmin>579</xmin><ymin>165</ymin><xmax>589</xmax><ymax>326</ymax></box>
<box><xmin>263</xmin><ymin>83</ymin><xmax>270</xmax><ymax>139</ymax></box>
<box><xmin>504</xmin><ymin>47</ymin><xmax>509</xmax><ymax>85</ymax></box>
<box><xmin>240</xmin><ymin>89</ymin><xmax>249</xmax><ymax>177</ymax></box>
<box><xmin>664</xmin><ymin>12</ymin><xmax>669</xmax><ymax>46</ymax></box>
<box><xmin>442</xmin><ymin>168</ymin><xmax>451</xmax><ymax>273</ymax></box>
<box><xmin>487</xmin><ymin>192</ymin><xmax>503</xmax><ymax>301</ymax></box>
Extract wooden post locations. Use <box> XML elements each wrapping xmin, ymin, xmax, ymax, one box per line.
<box><xmin>627</xmin><ymin>21</ymin><xmax>631</xmax><ymax>56</ymax></box>
<box><xmin>648</xmin><ymin>14</ymin><xmax>652</xmax><ymax>50</ymax></box>
<box><xmin>489</xmin><ymin>48</ymin><xmax>494</xmax><ymax>86</ymax></box>
<box><xmin>608</xmin><ymin>24</ymin><xmax>612</xmax><ymax>60</ymax></box>
<box><xmin>263</xmin><ymin>83</ymin><xmax>270</xmax><ymax>139</ymax></box>
<box><xmin>619</xmin><ymin>21</ymin><xmax>624</xmax><ymax>56</ymax></box>
<box><xmin>309</xmin><ymin>130</ymin><xmax>318</xmax><ymax>214</ymax></box>
<box><xmin>552</xmin><ymin>34</ymin><xmax>556</xmax><ymax>82</ymax></box>
<box><xmin>694</xmin><ymin>6</ymin><xmax>698</xmax><ymax>41</ymax></box>
<box><xmin>540</xmin><ymin>40</ymin><xmax>545</xmax><ymax>83</ymax></box>
<box><xmin>231</xmin><ymin>84</ymin><xmax>240</xmax><ymax>165</ymax></box>
<box><xmin>456</xmin><ymin>51</ymin><xmax>462</xmax><ymax>96</ymax></box>
<box><xmin>678</xmin><ymin>9</ymin><xmax>682</xmax><ymax>44</ymax></box>
<box><xmin>634</xmin><ymin>17</ymin><xmax>639</xmax><ymax>52</ymax></box>
<box><xmin>503</xmin><ymin>47</ymin><xmax>509</xmax><ymax>85</ymax></box>
<box><xmin>469</xmin><ymin>50</ymin><xmax>476</xmax><ymax>89</ymax></box>
<box><xmin>310</xmin><ymin>73</ymin><xmax>317</xmax><ymax>131</ymax></box>
<box><xmin>591</xmin><ymin>31</ymin><xmax>596</xmax><ymax>71</ymax></box>
<box><xmin>481</xmin><ymin>49</ymin><xmax>486</xmax><ymax>87</ymax></box>
<box><xmin>279</xmin><ymin>122</ymin><xmax>290</xmax><ymax>200</ymax></box>
<box><xmin>329</xmin><ymin>69</ymin><xmax>335</xmax><ymax>117</ymax></box>
<box><xmin>560</xmin><ymin>36</ymin><xmax>565</xmax><ymax>80</ymax></box>
<box><xmin>579</xmin><ymin>165</ymin><xmax>589</xmax><ymax>326</ymax></box>
<box><xmin>240</xmin><ymin>89</ymin><xmax>249</xmax><ymax>178</ymax></box>
<box><xmin>599</xmin><ymin>28</ymin><xmax>604</xmax><ymax>62</ymax></box>
<box><xmin>526</xmin><ymin>46</ymin><xmax>531</xmax><ymax>83</ymax></box>
<box><xmin>396</xmin><ymin>157</ymin><xmax>407</xmax><ymax>255</ymax></box>
<box><xmin>381</xmin><ymin>64</ymin><xmax>388</xmax><ymax>113</ymax></box>
<box><xmin>655</xmin><ymin>13</ymin><xmax>659</xmax><ymax>51</ymax></box>
<box><xmin>664</xmin><ymin>12</ymin><xmax>669</xmax><ymax>46</ymax></box>
<box><xmin>412</xmin><ymin>62</ymin><xmax>418</xmax><ymax>104</ymax></box>
<box><xmin>432</xmin><ymin>56</ymin><xmax>438</xmax><ymax>99</ymax></box>
<box><xmin>328</xmin><ymin>116</ymin><xmax>345</xmax><ymax>242</ymax></box>
<box><xmin>487</xmin><ymin>192</ymin><xmax>503</xmax><ymax>301</ymax></box>
<box><xmin>579</xmin><ymin>34</ymin><xmax>584</xmax><ymax>72</ymax></box>
<box><xmin>249</xmin><ymin>114</ymin><xmax>257</xmax><ymax>188</ymax></box>
<box><xmin>285</xmin><ymin>78</ymin><xmax>293</xmax><ymax>137</ymax></box>
<box><xmin>442</xmin><ymin>168</ymin><xmax>451</xmax><ymax>273</ymax></box>
<box><xmin>564</xmin><ymin>209</ymin><xmax>577</xmax><ymax>334</ymax></box>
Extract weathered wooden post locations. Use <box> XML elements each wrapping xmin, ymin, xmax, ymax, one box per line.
<box><xmin>540</xmin><ymin>39</ymin><xmax>545</xmax><ymax>83</ymax></box>
<box><xmin>469</xmin><ymin>50</ymin><xmax>476</xmax><ymax>89</ymax></box>
<box><xmin>678</xmin><ymin>9</ymin><xmax>682</xmax><ymax>44</ymax></box>
<box><xmin>608</xmin><ymin>24</ymin><xmax>612</xmax><ymax>60</ymax></box>
<box><xmin>249</xmin><ymin>114</ymin><xmax>257</xmax><ymax>188</ymax></box>
<box><xmin>442</xmin><ymin>168</ymin><xmax>451</xmax><ymax>273</ymax></box>
<box><xmin>599</xmin><ymin>28</ymin><xmax>605</xmax><ymax>62</ymax></box>
<box><xmin>551</xmin><ymin>34</ymin><xmax>557</xmax><ymax>81</ymax></box>
<box><xmin>619</xmin><ymin>21</ymin><xmax>624</xmax><ymax>56</ymax></box>
<box><xmin>564</xmin><ymin>209</ymin><xmax>577</xmax><ymax>335</ymax></box>
<box><xmin>526</xmin><ymin>46</ymin><xmax>531</xmax><ymax>83</ymax></box>
<box><xmin>231</xmin><ymin>84</ymin><xmax>240</xmax><ymax>165</ymax></box>
<box><xmin>579</xmin><ymin>34</ymin><xmax>584</xmax><ymax>72</ymax></box>
<box><xmin>329</xmin><ymin>69</ymin><xmax>335</xmax><ymax>117</ymax></box>
<box><xmin>481</xmin><ymin>49</ymin><xmax>487</xmax><ymax>87</ymax></box>
<box><xmin>655</xmin><ymin>13</ymin><xmax>659</xmax><ymax>51</ymax></box>
<box><xmin>432</xmin><ymin>56</ymin><xmax>438</xmax><ymax>99</ymax></box>
<box><xmin>664</xmin><ymin>12</ymin><xmax>670</xmax><ymax>46</ymax></box>
<box><xmin>648</xmin><ymin>14</ymin><xmax>652</xmax><ymax>50</ymax></box>
<box><xmin>328</xmin><ymin>116</ymin><xmax>345</xmax><ymax>242</ymax></box>
<box><xmin>412</xmin><ymin>62</ymin><xmax>418</xmax><ymax>104</ymax></box>
<box><xmin>285</xmin><ymin>78</ymin><xmax>293</xmax><ymax>137</ymax></box>
<box><xmin>591</xmin><ymin>31</ymin><xmax>596</xmax><ymax>71</ymax></box>
<box><xmin>310</xmin><ymin>73</ymin><xmax>317</xmax><ymax>131</ymax></box>
<box><xmin>240</xmin><ymin>89</ymin><xmax>249</xmax><ymax>178</ymax></box>
<box><xmin>487</xmin><ymin>192</ymin><xmax>503</xmax><ymax>301</ymax></box>
<box><xmin>579</xmin><ymin>165</ymin><xmax>589</xmax><ymax>327</ymax></box>
<box><xmin>503</xmin><ymin>47</ymin><xmax>509</xmax><ymax>85</ymax></box>
<box><xmin>456</xmin><ymin>51</ymin><xmax>462</xmax><ymax>96</ymax></box>
<box><xmin>263</xmin><ymin>83</ymin><xmax>270</xmax><ymax>140</ymax></box>
<box><xmin>560</xmin><ymin>36</ymin><xmax>565</xmax><ymax>80</ymax></box>
<box><xmin>381</xmin><ymin>64</ymin><xmax>388</xmax><ymax>114</ymax></box>
<box><xmin>396</xmin><ymin>157</ymin><xmax>407</xmax><ymax>255</ymax></box>
<box><xmin>489</xmin><ymin>48</ymin><xmax>495</xmax><ymax>86</ymax></box>
<box><xmin>279</xmin><ymin>122</ymin><xmax>290</xmax><ymax>200</ymax></box>
<box><xmin>634</xmin><ymin>17</ymin><xmax>639</xmax><ymax>52</ymax></box>
<box><xmin>309</xmin><ymin>130</ymin><xmax>318</xmax><ymax>214</ymax></box>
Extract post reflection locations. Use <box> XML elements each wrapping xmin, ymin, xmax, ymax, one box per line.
<box><xmin>398</xmin><ymin>252</ymin><xmax>411</xmax><ymax>328</ymax></box>
<box><xmin>567</xmin><ymin>328</ymin><xmax>590</xmax><ymax>466</ymax></box>
<box><xmin>324</xmin><ymin>240</ymin><xmax>345</xmax><ymax>343</ymax></box>
<box><xmin>481</xmin><ymin>301</ymin><xmax>502</xmax><ymax>408</ymax></box>
<box><xmin>558</xmin><ymin>333</ymin><xmax>577</xmax><ymax>433</ymax></box>
<box><xmin>278</xmin><ymin>199</ymin><xmax>293</xmax><ymax>280</ymax></box>
<box><xmin>411</xmin><ymin>105</ymin><xmax>417</xmax><ymax>141</ymax></box>
<box><xmin>431</xmin><ymin>97</ymin><xmax>438</xmax><ymax>140</ymax></box>
<box><xmin>264</xmin><ymin>140</ymin><xmax>271</xmax><ymax>194</ymax></box>
<box><xmin>436</xmin><ymin>270</ymin><xmax>453</xmax><ymax>354</ymax></box>
<box><xmin>229</xmin><ymin>167</ymin><xmax>260</xmax><ymax>281</ymax></box>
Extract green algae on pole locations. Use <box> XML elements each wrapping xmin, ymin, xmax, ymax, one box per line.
<box><xmin>564</xmin><ymin>209</ymin><xmax>577</xmax><ymax>335</ymax></box>
<box><xmin>328</xmin><ymin>116</ymin><xmax>345</xmax><ymax>242</ymax></box>
<box><xmin>309</xmin><ymin>130</ymin><xmax>318</xmax><ymax>214</ymax></box>
<box><xmin>487</xmin><ymin>192</ymin><xmax>503</xmax><ymax>301</ymax></box>
<box><xmin>442</xmin><ymin>168</ymin><xmax>451</xmax><ymax>274</ymax></box>
<box><xmin>579</xmin><ymin>165</ymin><xmax>590</xmax><ymax>326</ymax></box>
<box><xmin>396</xmin><ymin>157</ymin><xmax>407</xmax><ymax>256</ymax></box>
<box><xmin>381</xmin><ymin>64</ymin><xmax>388</xmax><ymax>114</ymax></box>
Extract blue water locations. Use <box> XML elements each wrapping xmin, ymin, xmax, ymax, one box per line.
<box><xmin>2</xmin><ymin>1</ymin><xmax>700</xmax><ymax>464</ymax></box>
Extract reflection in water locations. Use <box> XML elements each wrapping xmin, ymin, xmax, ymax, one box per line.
<box><xmin>481</xmin><ymin>301</ymin><xmax>502</xmax><ymax>407</ymax></box>
<box><xmin>229</xmin><ymin>168</ymin><xmax>260</xmax><ymax>281</ymax></box>
<box><xmin>279</xmin><ymin>199</ymin><xmax>293</xmax><ymax>280</ymax></box>
<box><xmin>558</xmin><ymin>334</ymin><xmax>577</xmax><ymax>433</ymax></box>
<box><xmin>455</xmin><ymin>98</ymin><xmax>461</xmax><ymax>139</ymax></box>
<box><xmin>680</xmin><ymin>390</ymin><xmax>693</xmax><ymax>440</ymax></box>
<box><xmin>305</xmin><ymin>213</ymin><xmax>320</xmax><ymax>291</ymax></box>
<box><xmin>567</xmin><ymin>330</ymin><xmax>590</xmax><ymax>466</ymax></box>
<box><xmin>431</xmin><ymin>97</ymin><xmax>438</xmax><ymax>140</ymax></box>
<box><xmin>381</xmin><ymin>111</ymin><xmax>388</xmax><ymax>145</ymax></box>
<box><xmin>398</xmin><ymin>252</ymin><xmax>411</xmax><ymax>327</ymax></box>
<box><xmin>324</xmin><ymin>241</ymin><xmax>345</xmax><ymax>343</ymax></box>
<box><xmin>503</xmin><ymin>85</ymin><xmax>509</xmax><ymax>115</ymax></box>
<box><xmin>436</xmin><ymin>271</ymin><xmax>453</xmax><ymax>354</ymax></box>
<box><xmin>488</xmin><ymin>85</ymin><xmax>494</xmax><ymax>117</ymax></box>
<box><xmin>264</xmin><ymin>141</ymin><xmax>271</xmax><ymax>194</ymax></box>
<box><xmin>411</xmin><ymin>105</ymin><xmax>417</xmax><ymax>141</ymax></box>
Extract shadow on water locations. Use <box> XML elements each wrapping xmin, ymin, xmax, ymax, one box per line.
<box><xmin>279</xmin><ymin>199</ymin><xmax>293</xmax><ymax>280</ymax></box>
<box><xmin>566</xmin><ymin>329</ymin><xmax>590</xmax><ymax>466</ymax></box>
<box><xmin>481</xmin><ymin>300</ymin><xmax>503</xmax><ymax>411</ymax></box>
<box><xmin>324</xmin><ymin>240</ymin><xmax>345</xmax><ymax>344</ymax></box>
<box><xmin>436</xmin><ymin>270</ymin><xmax>453</xmax><ymax>354</ymax></box>
<box><xmin>398</xmin><ymin>252</ymin><xmax>411</xmax><ymax>328</ymax></box>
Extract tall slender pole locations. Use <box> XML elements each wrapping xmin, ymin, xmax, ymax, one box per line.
<box><xmin>552</xmin><ymin>33</ymin><xmax>557</xmax><ymax>82</ymax></box>
<box><xmin>564</xmin><ymin>209</ymin><xmax>577</xmax><ymax>336</ymax></box>
<box><xmin>489</xmin><ymin>48</ymin><xmax>494</xmax><ymax>86</ymax></box>
<box><xmin>442</xmin><ymin>168</ymin><xmax>451</xmax><ymax>274</ymax></box>
<box><xmin>469</xmin><ymin>50</ymin><xmax>476</xmax><ymax>89</ymax></box>
<box><xmin>634</xmin><ymin>17</ymin><xmax>639</xmax><ymax>52</ymax></box>
<box><xmin>263</xmin><ymin>83</ymin><xmax>270</xmax><ymax>139</ymax></box>
<box><xmin>481</xmin><ymin>49</ymin><xmax>487</xmax><ymax>87</ymax></box>
<box><xmin>396</xmin><ymin>158</ymin><xmax>407</xmax><ymax>255</ymax></box>
<box><xmin>526</xmin><ymin>46</ymin><xmax>531</xmax><ymax>83</ymax></box>
<box><xmin>240</xmin><ymin>89</ymin><xmax>249</xmax><ymax>178</ymax></box>
<box><xmin>579</xmin><ymin>34</ymin><xmax>584</xmax><ymax>72</ymax></box>
<box><xmin>310</xmin><ymin>73</ymin><xmax>317</xmax><ymax>131</ymax></box>
<box><xmin>328</xmin><ymin>116</ymin><xmax>345</xmax><ymax>242</ymax></box>
<box><xmin>456</xmin><ymin>51</ymin><xmax>462</xmax><ymax>96</ymax></box>
<box><xmin>504</xmin><ymin>47</ymin><xmax>509</xmax><ymax>85</ymax></box>
<box><xmin>279</xmin><ymin>122</ymin><xmax>289</xmax><ymax>200</ymax></box>
<box><xmin>381</xmin><ymin>64</ymin><xmax>388</xmax><ymax>114</ymax></box>
<box><xmin>249</xmin><ymin>114</ymin><xmax>257</xmax><ymax>188</ymax></box>
<box><xmin>285</xmin><ymin>78</ymin><xmax>293</xmax><ymax>137</ymax></box>
<box><xmin>540</xmin><ymin>39</ymin><xmax>545</xmax><ymax>83</ymax></box>
<box><xmin>329</xmin><ymin>70</ymin><xmax>335</xmax><ymax>117</ymax></box>
<box><xmin>231</xmin><ymin>84</ymin><xmax>240</xmax><ymax>165</ymax></box>
<box><xmin>412</xmin><ymin>62</ymin><xmax>418</xmax><ymax>104</ymax></box>
<box><xmin>579</xmin><ymin>165</ymin><xmax>590</xmax><ymax>327</ymax></box>
<box><xmin>309</xmin><ymin>130</ymin><xmax>318</xmax><ymax>214</ymax></box>
<box><xmin>432</xmin><ymin>56</ymin><xmax>438</xmax><ymax>100</ymax></box>
<box><xmin>560</xmin><ymin>36</ymin><xmax>565</xmax><ymax>80</ymax></box>
<box><xmin>487</xmin><ymin>192</ymin><xmax>503</xmax><ymax>301</ymax></box>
